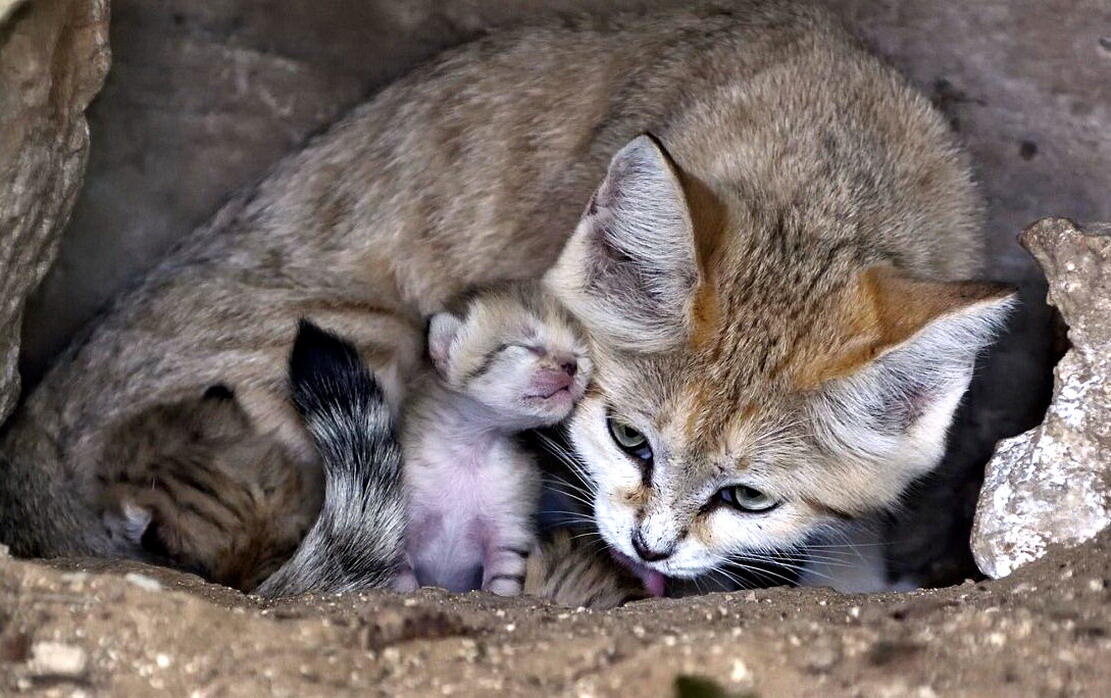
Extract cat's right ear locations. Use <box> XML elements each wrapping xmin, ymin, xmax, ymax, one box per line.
<box><xmin>427</xmin><ymin>312</ymin><xmax>463</xmax><ymax>375</ymax></box>
<box><xmin>544</xmin><ymin>135</ymin><xmax>701</xmax><ymax>353</ymax></box>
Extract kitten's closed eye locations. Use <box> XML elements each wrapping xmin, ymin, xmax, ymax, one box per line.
<box><xmin>497</xmin><ymin>343</ymin><xmax>542</xmax><ymax>356</ymax></box>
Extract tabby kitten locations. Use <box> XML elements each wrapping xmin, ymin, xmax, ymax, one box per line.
<box><xmin>97</xmin><ymin>389</ymin><xmax>318</xmax><ymax>591</ymax></box>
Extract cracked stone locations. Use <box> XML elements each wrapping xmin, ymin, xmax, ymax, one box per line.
<box><xmin>972</xmin><ymin>218</ymin><xmax>1111</xmax><ymax>578</ymax></box>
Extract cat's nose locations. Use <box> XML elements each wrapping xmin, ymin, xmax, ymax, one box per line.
<box><xmin>631</xmin><ymin>530</ymin><xmax>673</xmax><ymax>562</ymax></box>
<box><xmin>560</xmin><ymin>359</ymin><xmax>577</xmax><ymax>377</ymax></box>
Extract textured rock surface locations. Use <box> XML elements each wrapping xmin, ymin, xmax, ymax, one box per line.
<box><xmin>973</xmin><ymin>219</ymin><xmax>1111</xmax><ymax>579</ymax></box>
<box><xmin>1</xmin><ymin>531</ymin><xmax>1109</xmax><ymax>696</ymax></box>
<box><xmin>0</xmin><ymin>0</ymin><xmax>109</xmax><ymax>422</ymax></box>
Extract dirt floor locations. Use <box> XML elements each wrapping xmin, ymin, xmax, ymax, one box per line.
<box><xmin>1</xmin><ymin>530</ymin><xmax>1107</xmax><ymax>697</ymax></box>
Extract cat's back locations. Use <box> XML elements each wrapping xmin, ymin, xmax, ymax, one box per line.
<box><xmin>267</xmin><ymin>0</ymin><xmax>976</xmax><ymax>304</ymax></box>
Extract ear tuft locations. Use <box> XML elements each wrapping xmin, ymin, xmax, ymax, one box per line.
<box><xmin>103</xmin><ymin>499</ymin><xmax>154</xmax><ymax>546</ymax></box>
<box><xmin>862</xmin><ymin>267</ymin><xmax>1016</xmax><ymax>361</ymax></box>
<box><xmin>544</xmin><ymin>135</ymin><xmax>700</xmax><ymax>353</ymax></box>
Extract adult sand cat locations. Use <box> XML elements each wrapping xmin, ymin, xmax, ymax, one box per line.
<box><xmin>0</xmin><ymin>2</ymin><xmax>1012</xmax><ymax>589</ymax></box>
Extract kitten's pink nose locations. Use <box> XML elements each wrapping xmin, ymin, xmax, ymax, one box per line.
<box><xmin>544</xmin><ymin>352</ymin><xmax>577</xmax><ymax>377</ymax></box>
<box><xmin>532</xmin><ymin>368</ymin><xmax>573</xmax><ymax>397</ymax></box>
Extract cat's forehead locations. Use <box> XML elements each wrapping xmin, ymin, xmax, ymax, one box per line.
<box><xmin>596</xmin><ymin>348</ymin><xmax>795</xmax><ymax>460</ymax></box>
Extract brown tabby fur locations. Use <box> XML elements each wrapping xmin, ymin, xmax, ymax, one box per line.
<box><xmin>96</xmin><ymin>391</ymin><xmax>319</xmax><ymax>591</ymax></box>
<box><xmin>524</xmin><ymin>530</ymin><xmax>646</xmax><ymax>609</ymax></box>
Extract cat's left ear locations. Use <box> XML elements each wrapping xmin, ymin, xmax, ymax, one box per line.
<box><xmin>544</xmin><ymin>135</ymin><xmax>700</xmax><ymax>353</ymax></box>
<box><xmin>808</xmin><ymin>267</ymin><xmax>1017</xmax><ymax>482</ymax></box>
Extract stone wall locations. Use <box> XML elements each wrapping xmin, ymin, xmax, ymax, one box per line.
<box><xmin>0</xmin><ymin>0</ymin><xmax>109</xmax><ymax>422</ymax></box>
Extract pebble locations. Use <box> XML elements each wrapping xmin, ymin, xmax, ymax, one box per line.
<box><xmin>730</xmin><ymin>658</ymin><xmax>753</xmax><ymax>685</ymax></box>
<box><xmin>29</xmin><ymin>642</ymin><xmax>88</xmax><ymax>678</ymax></box>
<box><xmin>124</xmin><ymin>573</ymin><xmax>163</xmax><ymax>592</ymax></box>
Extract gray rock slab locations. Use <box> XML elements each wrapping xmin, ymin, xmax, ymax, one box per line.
<box><xmin>972</xmin><ymin>218</ymin><xmax>1111</xmax><ymax>578</ymax></box>
<box><xmin>0</xmin><ymin>0</ymin><xmax>109</xmax><ymax>421</ymax></box>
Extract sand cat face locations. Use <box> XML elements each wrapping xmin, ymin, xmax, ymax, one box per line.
<box><xmin>426</xmin><ymin>282</ymin><xmax>593</xmax><ymax>429</ymax></box>
<box><xmin>544</xmin><ymin>136</ymin><xmax>1013</xmax><ymax>581</ymax></box>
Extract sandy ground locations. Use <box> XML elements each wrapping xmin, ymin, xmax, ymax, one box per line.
<box><xmin>1</xmin><ymin>530</ymin><xmax>1107</xmax><ymax>697</ymax></box>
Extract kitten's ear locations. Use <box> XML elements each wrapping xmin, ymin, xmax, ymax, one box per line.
<box><xmin>810</xmin><ymin>267</ymin><xmax>1017</xmax><ymax>481</ymax></box>
<box><xmin>427</xmin><ymin>312</ymin><xmax>463</xmax><ymax>374</ymax></box>
<box><xmin>544</xmin><ymin>135</ymin><xmax>700</xmax><ymax>353</ymax></box>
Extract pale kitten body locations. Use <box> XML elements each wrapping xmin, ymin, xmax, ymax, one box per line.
<box><xmin>399</xmin><ymin>385</ymin><xmax>543</xmax><ymax>595</ymax></box>
<box><xmin>397</xmin><ymin>283</ymin><xmax>591</xmax><ymax>595</ymax></box>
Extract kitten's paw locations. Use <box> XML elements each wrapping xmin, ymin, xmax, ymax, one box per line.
<box><xmin>393</xmin><ymin>571</ymin><xmax>419</xmax><ymax>593</ymax></box>
<box><xmin>483</xmin><ymin>575</ymin><xmax>524</xmax><ymax>597</ymax></box>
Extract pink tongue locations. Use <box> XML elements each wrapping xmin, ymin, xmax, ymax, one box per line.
<box><xmin>639</xmin><ymin>569</ymin><xmax>667</xmax><ymax>598</ymax></box>
<box><xmin>611</xmin><ymin>550</ymin><xmax>667</xmax><ymax>597</ymax></box>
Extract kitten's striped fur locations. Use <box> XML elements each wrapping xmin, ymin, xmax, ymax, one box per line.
<box><xmin>97</xmin><ymin>389</ymin><xmax>319</xmax><ymax>591</ymax></box>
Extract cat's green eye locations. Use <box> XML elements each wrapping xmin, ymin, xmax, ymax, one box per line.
<box><xmin>607</xmin><ymin>417</ymin><xmax>653</xmax><ymax>461</ymax></box>
<box><xmin>720</xmin><ymin>485</ymin><xmax>778</xmax><ymax>513</ymax></box>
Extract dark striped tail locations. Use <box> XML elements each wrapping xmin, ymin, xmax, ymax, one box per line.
<box><xmin>255</xmin><ymin>320</ymin><xmax>406</xmax><ymax>597</ymax></box>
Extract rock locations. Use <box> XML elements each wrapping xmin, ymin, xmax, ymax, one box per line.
<box><xmin>0</xmin><ymin>0</ymin><xmax>109</xmax><ymax>423</ymax></box>
<box><xmin>123</xmin><ymin>572</ymin><xmax>163</xmax><ymax>592</ymax></box>
<box><xmin>28</xmin><ymin>642</ymin><xmax>88</xmax><ymax>678</ymax></box>
<box><xmin>972</xmin><ymin>218</ymin><xmax>1111</xmax><ymax>578</ymax></box>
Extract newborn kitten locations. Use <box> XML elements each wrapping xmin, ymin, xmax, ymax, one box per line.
<box><xmin>396</xmin><ymin>282</ymin><xmax>591</xmax><ymax>596</ymax></box>
<box><xmin>97</xmin><ymin>388</ymin><xmax>319</xmax><ymax>591</ymax></box>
